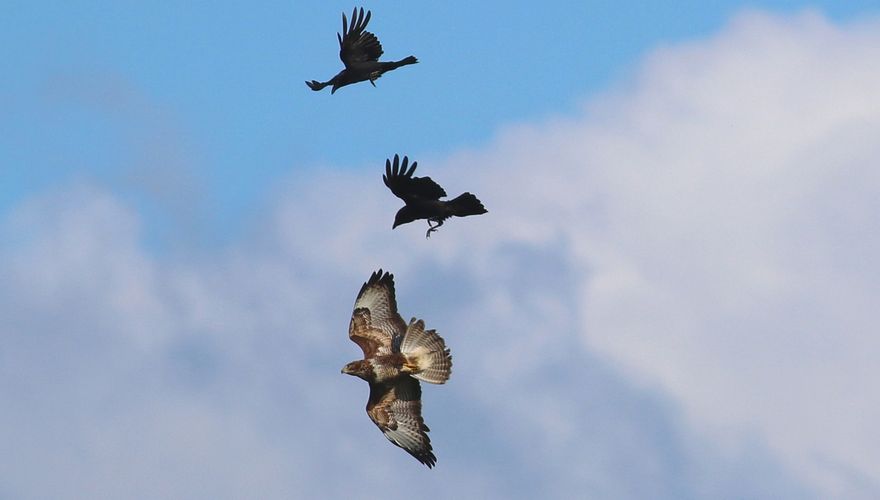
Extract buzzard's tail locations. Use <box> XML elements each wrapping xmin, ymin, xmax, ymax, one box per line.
<box><xmin>448</xmin><ymin>193</ymin><xmax>488</xmax><ymax>218</ymax></box>
<box><xmin>401</xmin><ymin>318</ymin><xmax>452</xmax><ymax>385</ymax></box>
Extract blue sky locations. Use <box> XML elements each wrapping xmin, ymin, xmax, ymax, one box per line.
<box><xmin>3</xmin><ymin>2</ymin><xmax>880</xmax><ymax>499</ymax></box>
<box><xmin>3</xmin><ymin>0</ymin><xmax>877</xmax><ymax>247</ymax></box>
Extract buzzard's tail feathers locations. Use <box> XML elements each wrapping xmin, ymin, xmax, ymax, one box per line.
<box><xmin>401</xmin><ymin>318</ymin><xmax>452</xmax><ymax>385</ymax></box>
<box><xmin>448</xmin><ymin>192</ymin><xmax>488</xmax><ymax>217</ymax></box>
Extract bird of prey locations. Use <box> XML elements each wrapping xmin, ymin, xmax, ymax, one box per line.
<box><xmin>342</xmin><ymin>270</ymin><xmax>452</xmax><ymax>468</ymax></box>
<box><xmin>306</xmin><ymin>8</ymin><xmax>418</xmax><ymax>94</ymax></box>
<box><xmin>383</xmin><ymin>154</ymin><xmax>488</xmax><ymax>237</ymax></box>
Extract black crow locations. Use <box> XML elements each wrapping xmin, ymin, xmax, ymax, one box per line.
<box><xmin>306</xmin><ymin>8</ymin><xmax>418</xmax><ymax>94</ymax></box>
<box><xmin>383</xmin><ymin>154</ymin><xmax>487</xmax><ymax>238</ymax></box>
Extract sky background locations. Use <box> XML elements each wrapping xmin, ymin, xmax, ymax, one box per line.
<box><xmin>2</xmin><ymin>1</ymin><xmax>880</xmax><ymax>498</ymax></box>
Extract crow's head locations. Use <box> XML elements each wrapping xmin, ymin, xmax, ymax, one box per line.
<box><xmin>392</xmin><ymin>207</ymin><xmax>418</xmax><ymax>229</ymax></box>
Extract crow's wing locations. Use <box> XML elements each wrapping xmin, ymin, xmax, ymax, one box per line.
<box><xmin>383</xmin><ymin>154</ymin><xmax>447</xmax><ymax>202</ymax></box>
<box><xmin>367</xmin><ymin>377</ymin><xmax>436</xmax><ymax>468</ymax></box>
<box><xmin>338</xmin><ymin>7</ymin><xmax>384</xmax><ymax>68</ymax></box>
<box><xmin>349</xmin><ymin>269</ymin><xmax>407</xmax><ymax>358</ymax></box>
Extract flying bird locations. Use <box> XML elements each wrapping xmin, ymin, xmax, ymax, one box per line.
<box><xmin>306</xmin><ymin>8</ymin><xmax>418</xmax><ymax>93</ymax></box>
<box><xmin>342</xmin><ymin>270</ymin><xmax>452</xmax><ymax>468</ymax></box>
<box><xmin>383</xmin><ymin>154</ymin><xmax>488</xmax><ymax>237</ymax></box>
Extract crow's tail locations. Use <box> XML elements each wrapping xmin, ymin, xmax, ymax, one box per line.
<box><xmin>305</xmin><ymin>80</ymin><xmax>329</xmax><ymax>91</ymax></box>
<box><xmin>448</xmin><ymin>193</ymin><xmax>487</xmax><ymax>218</ymax></box>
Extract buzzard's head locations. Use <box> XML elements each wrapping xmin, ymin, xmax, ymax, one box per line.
<box><xmin>341</xmin><ymin>360</ymin><xmax>371</xmax><ymax>380</ymax></box>
<box><xmin>392</xmin><ymin>207</ymin><xmax>418</xmax><ymax>229</ymax></box>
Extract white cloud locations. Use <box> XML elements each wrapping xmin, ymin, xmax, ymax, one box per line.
<box><xmin>2</xmin><ymin>8</ymin><xmax>879</xmax><ymax>499</ymax></box>
<box><xmin>579</xmin><ymin>11</ymin><xmax>880</xmax><ymax>497</ymax></box>
<box><xmin>431</xmin><ymin>8</ymin><xmax>880</xmax><ymax>497</ymax></box>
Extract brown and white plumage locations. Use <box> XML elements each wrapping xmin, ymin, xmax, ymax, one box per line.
<box><xmin>348</xmin><ymin>268</ymin><xmax>407</xmax><ymax>358</ymax></box>
<box><xmin>342</xmin><ymin>269</ymin><xmax>452</xmax><ymax>468</ymax></box>
<box><xmin>367</xmin><ymin>377</ymin><xmax>434</xmax><ymax>467</ymax></box>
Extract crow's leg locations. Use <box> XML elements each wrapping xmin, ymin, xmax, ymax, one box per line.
<box><xmin>425</xmin><ymin>218</ymin><xmax>444</xmax><ymax>238</ymax></box>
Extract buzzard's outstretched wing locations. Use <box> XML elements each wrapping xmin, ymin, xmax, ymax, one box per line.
<box><xmin>383</xmin><ymin>154</ymin><xmax>447</xmax><ymax>202</ymax></box>
<box><xmin>338</xmin><ymin>7</ymin><xmax>384</xmax><ymax>68</ymax></box>
<box><xmin>349</xmin><ymin>269</ymin><xmax>407</xmax><ymax>358</ymax></box>
<box><xmin>367</xmin><ymin>376</ymin><xmax>436</xmax><ymax>468</ymax></box>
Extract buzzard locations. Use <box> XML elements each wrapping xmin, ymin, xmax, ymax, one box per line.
<box><xmin>384</xmin><ymin>154</ymin><xmax>488</xmax><ymax>237</ymax></box>
<box><xmin>306</xmin><ymin>8</ymin><xmax>418</xmax><ymax>94</ymax></box>
<box><xmin>341</xmin><ymin>269</ymin><xmax>452</xmax><ymax>468</ymax></box>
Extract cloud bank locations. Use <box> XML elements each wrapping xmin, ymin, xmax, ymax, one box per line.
<box><xmin>2</xmin><ymin>9</ymin><xmax>879</xmax><ymax>499</ymax></box>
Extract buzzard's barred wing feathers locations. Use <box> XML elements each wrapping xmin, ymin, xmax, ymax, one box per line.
<box><xmin>339</xmin><ymin>7</ymin><xmax>384</xmax><ymax>68</ymax></box>
<box><xmin>383</xmin><ymin>154</ymin><xmax>447</xmax><ymax>202</ymax></box>
<box><xmin>348</xmin><ymin>269</ymin><xmax>407</xmax><ymax>357</ymax></box>
<box><xmin>349</xmin><ymin>309</ymin><xmax>390</xmax><ymax>359</ymax></box>
<box><xmin>367</xmin><ymin>377</ymin><xmax>436</xmax><ymax>468</ymax></box>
